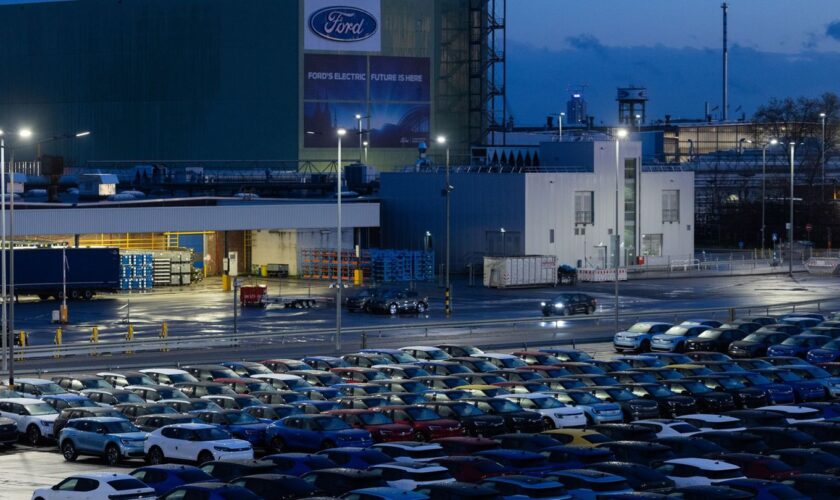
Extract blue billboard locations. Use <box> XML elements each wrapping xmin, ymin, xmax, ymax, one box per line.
<box><xmin>304</xmin><ymin>54</ymin><xmax>367</xmax><ymax>101</ymax></box>
<box><xmin>370</xmin><ymin>56</ymin><xmax>430</xmax><ymax>102</ymax></box>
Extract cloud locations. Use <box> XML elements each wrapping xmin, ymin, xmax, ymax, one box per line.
<box><xmin>827</xmin><ymin>20</ymin><xmax>840</xmax><ymax>41</ymax></box>
<box><xmin>803</xmin><ymin>32</ymin><xmax>819</xmax><ymax>50</ymax></box>
<box><xmin>565</xmin><ymin>34</ymin><xmax>605</xmax><ymax>52</ymax></box>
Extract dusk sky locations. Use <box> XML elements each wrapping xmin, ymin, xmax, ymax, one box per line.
<box><xmin>506</xmin><ymin>0</ymin><xmax>840</xmax><ymax>125</ymax></box>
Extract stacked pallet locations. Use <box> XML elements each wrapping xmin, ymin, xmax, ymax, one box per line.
<box><xmin>299</xmin><ymin>248</ymin><xmax>433</xmax><ymax>283</ymax></box>
<box><xmin>120</xmin><ymin>253</ymin><xmax>154</xmax><ymax>290</ymax></box>
<box><xmin>122</xmin><ymin>249</ymin><xmax>194</xmax><ymax>287</ymax></box>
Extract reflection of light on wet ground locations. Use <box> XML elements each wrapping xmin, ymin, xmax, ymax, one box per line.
<box><xmin>538</xmin><ymin>320</ymin><xmax>567</xmax><ymax>328</ymax></box>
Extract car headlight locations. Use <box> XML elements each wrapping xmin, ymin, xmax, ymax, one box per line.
<box><xmin>214</xmin><ymin>445</ymin><xmax>235</xmax><ymax>452</ymax></box>
<box><xmin>554</xmin><ymin>304</ymin><xmax>563</xmax><ymax>309</ymax></box>
<box><xmin>540</xmin><ymin>302</ymin><xmax>546</xmax><ymax>307</ymax></box>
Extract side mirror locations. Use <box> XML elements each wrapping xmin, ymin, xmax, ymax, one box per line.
<box><xmin>51</xmin><ymin>485</ymin><xmax>59</xmax><ymax>491</ymax></box>
<box><xmin>18</xmin><ymin>410</ymin><xmax>26</xmax><ymax>416</ymax></box>
<box><xmin>97</xmin><ymin>428</ymin><xmax>106</xmax><ymax>434</ymax></box>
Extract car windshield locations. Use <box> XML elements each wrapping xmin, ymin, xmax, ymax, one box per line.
<box><xmin>740</xmin><ymin>373</ymin><xmax>771</xmax><ymax>385</ymax></box>
<box><xmin>532</xmin><ymin>397</ymin><xmax>564</xmax><ymax>409</ymax></box>
<box><xmin>317</xmin><ymin>374</ymin><xmax>342</xmax><ymax>385</ymax></box>
<box><xmin>227</xmin><ymin>412</ymin><xmax>259</xmax><ymax>424</ymax></box>
<box><xmin>103</xmin><ymin>421</ymin><xmax>139</xmax><ymax>433</ymax></box>
<box><xmin>114</xmin><ymin>392</ymin><xmax>146</xmax><ymax>404</ymax></box>
<box><xmin>195</xmin><ymin>427</ymin><xmax>232</xmax><ymax>441</ymax></box>
<box><xmin>385</xmin><ymin>352</ymin><xmax>416</xmax><ymax>364</ymax></box>
<box><xmin>159</xmin><ymin>389</ymin><xmax>188</xmax><ymax>399</ymax></box>
<box><xmin>36</xmin><ymin>382</ymin><xmax>66</xmax><ymax>395</ymax></box>
<box><xmin>604</xmin><ymin>389</ymin><xmax>636</xmax><ymax>402</ymax></box>
<box><xmin>665</xmin><ymin>327</ymin><xmax>690</xmax><ymax>336</ymax></box>
<box><xmin>797</xmin><ymin>366</ymin><xmax>831</xmax><ymax>378</ymax></box>
<box><xmin>80</xmin><ymin>379</ymin><xmax>112</xmax><ymax>389</ymax></box>
<box><xmin>698</xmin><ymin>330</ymin><xmax>723</xmax><ymax>339</ymax></box>
<box><xmin>743</xmin><ymin>333</ymin><xmax>772</xmax><ymax>342</ymax></box>
<box><xmin>314</xmin><ymin>416</ymin><xmax>351</xmax><ymax>431</ymax></box>
<box><xmin>285</xmin><ymin>379</ymin><xmax>313</xmax><ymax>390</ymax></box>
<box><xmin>772</xmin><ymin>370</ymin><xmax>804</xmax><ymax>382</ymax></box>
<box><xmin>168</xmin><ymin>373</ymin><xmax>198</xmax><ymax>384</ymax></box>
<box><xmin>782</xmin><ymin>337</ymin><xmax>811</xmax><ymax>346</ymax></box>
<box><xmin>359</xmin><ymin>412</ymin><xmax>392</xmax><ymax>425</ymax></box>
<box><xmin>822</xmin><ymin>340</ymin><xmax>840</xmax><ymax>350</ymax></box>
<box><xmin>24</xmin><ymin>403</ymin><xmax>58</xmax><ymax>415</ymax></box>
<box><xmin>488</xmin><ymin>399</ymin><xmax>525</xmax><ymax>413</ymax></box>
<box><xmin>675</xmin><ymin>381</ymin><xmax>711</xmax><ymax>393</ymax></box>
<box><xmin>645</xmin><ymin>385</ymin><xmax>676</xmax><ymax>398</ymax></box>
<box><xmin>568</xmin><ymin>392</ymin><xmax>602</xmax><ymax>405</ymax></box>
<box><xmin>405</xmin><ymin>407</ymin><xmax>442</xmax><ymax>421</ymax></box>
<box><xmin>628</xmin><ymin>323</ymin><xmax>655</xmax><ymax>333</ymax></box>
<box><xmin>451</xmin><ymin>403</ymin><xmax>484</xmax><ymax>416</ymax></box>
<box><xmin>717</xmin><ymin>378</ymin><xmax>747</xmax><ymax>389</ymax></box>
<box><xmin>108</xmin><ymin>478</ymin><xmax>149</xmax><ymax>491</ymax></box>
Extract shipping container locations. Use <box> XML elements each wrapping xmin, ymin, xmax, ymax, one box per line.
<box><xmin>7</xmin><ymin>247</ymin><xmax>120</xmax><ymax>299</ymax></box>
<box><xmin>483</xmin><ymin>256</ymin><xmax>557</xmax><ymax>288</ymax></box>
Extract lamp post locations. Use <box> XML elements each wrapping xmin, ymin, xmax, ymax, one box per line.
<box><xmin>336</xmin><ymin>128</ymin><xmax>346</xmax><ymax>351</ymax></box>
<box><xmin>355</xmin><ymin>114</ymin><xmax>369</xmax><ymax>163</ymax></box>
<box><xmin>500</xmin><ymin>228</ymin><xmax>506</xmax><ymax>257</ymax></box>
<box><xmin>614</xmin><ymin>129</ymin><xmax>628</xmax><ymax>334</ymax></box>
<box><xmin>436</xmin><ymin>135</ymin><xmax>451</xmax><ymax>316</ymax></box>
<box><xmin>362</xmin><ymin>141</ymin><xmax>369</xmax><ymax>164</ymax></box>
<box><xmin>760</xmin><ymin>139</ymin><xmax>778</xmax><ymax>255</ymax></box>
<box><xmin>558</xmin><ymin>112</ymin><xmax>565</xmax><ymax>141</ymax></box>
<box><xmin>789</xmin><ymin>141</ymin><xmax>795</xmax><ymax>278</ymax></box>
<box><xmin>635</xmin><ymin>114</ymin><xmax>642</xmax><ymax>132</ymax></box>
<box><xmin>821</xmin><ymin>112</ymin><xmax>827</xmax><ymax>202</ymax></box>
<box><xmin>0</xmin><ymin>130</ymin><xmax>6</xmax><ymax>374</ymax></box>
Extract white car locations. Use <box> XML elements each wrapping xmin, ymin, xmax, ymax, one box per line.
<box><xmin>0</xmin><ymin>397</ymin><xmax>59</xmax><ymax>445</ymax></box>
<box><xmin>631</xmin><ymin>419</ymin><xmax>702</xmax><ymax>438</ymax></box>
<box><xmin>251</xmin><ymin>373</ymin><xmax>312</xmax><ymax>391</ymax></box>
<box><xmin>32</xmin><ymin>472</ymin><xmax>155</xmax><ymax>500</ymax></box>
<box><xmin>400</xmin><ymin>346</ymin><xmax>451</xmax><ymax>361</ymax></box>
<box><xmin>370</xmin><ymin>461</ymin><xmax>455</xmax><ymax>490</ymax></box>
<box><xmin>144</xmin><ymin>423</ymin><xmax>253</xmax><ymax>464</ymax></box>
<box><xmin>757</xmin><ymin>405</ymin><xmax>824</xmax><ymax>424</ymax></box>
<box><xmin>372</xmin><ymin>442</ymin><xmax>446</xmax><ymax>463</ymax></box>
<box><xmin>475</xmin><ymin>353</ymin><xmax>528</xmax><ymax>369</ymax></box>
<box><xmin>656</xmin><ymin>458</ymin><xmax>745</xmax><ymax>487</ymax></box>
<box><xmin>138</xmin><ymin>368</ymin><xmax>198</xmax><ymax>386</ymax></box>
<box><xmin>501</xmin><ymin>394</ymin><xmax>586</xmax><ymax>428</ymax></box>
<box><xmin>678</xmin><ymin>414</ymin><xmax>746</xmax><ymax>432</ymax></box>
<box><xmin>14</xmin><ymin>378</ymin><xmax>68</xmax><ymax>398</ymax></box>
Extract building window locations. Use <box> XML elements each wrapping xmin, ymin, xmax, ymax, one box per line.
<box><xmin>662</xmin><ymin>190</ymin><xmax>680</xmax><ymax>223</ymax></box>
<box><xmin>549</xmin><ymin>229</ymin><xmax>555</xmax><ymax>243</ymax></box>
<box><xmin>642</xmin><ymin>234</ymin><xmax>663</xmax><ymax>257</ymax></box>
<box><xmin>575</xmin><ymin>191</ymin><xmax>594</xmax><ymax>224</ymax></box>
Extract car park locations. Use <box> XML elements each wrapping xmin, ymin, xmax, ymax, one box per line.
<box><xmin>32</xmin><ymin>473</ymin><xmax>157</xmax><ymax>500</ymax></box>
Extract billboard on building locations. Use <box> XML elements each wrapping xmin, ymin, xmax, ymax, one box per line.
<box><xmin>304</xmin><ymin>0</ymin><xmax>381</xmax><ymax>52</ymax></box>
<box><xmin>303</xmin><ymin>54</ymin><xmax>430</xmax><ymax>148</ymax></box>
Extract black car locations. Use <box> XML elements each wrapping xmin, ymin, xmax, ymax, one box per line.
<box><xmin>699</xmin><ymin>431</ymin><xmax>769</xmax><ymax>454</ymax></box>
<box><xmin>669</xmin><ymin>485</ymin><xmax>753</xmax><ymax>500</ymax></box>
<box><xmin>114</xmin><ymin>402</ymin><xmax>178</xmax><ymax>421</ymax></box>
<box><xmin>462</xmin><ymin>397</ymin><xmax>544</xmax><ymax>433</ymax></box>
<box><xmin>587</xmin><ymin>386</ymin><xmax>660</xmax><ymax>421</ymax></box>
<box><xmin>0</xmin><ymin>417</ymin><xmax>16</xmax><ymax>447</ymax></box>
<box><xmin>540</xmin><ymin>293</ymin><xmax>596</xmax><ymax>316</ymax></box>
<box><xmin>344</xmin><ymin>287</ymin><xmax>390</xmax><ymax>312</ymax></box>
<box><xmin>595</xmin><ymin>441</ymin><xmax>674</xmax><ymax>467</ymax></box>
<box><xmin>728</xmin><ymin>331</ymin><xmax>792</xmax><ymax>358</ymax></box>
<box><xmin>199</xmin><ymin>460</ymin><xmax>280</xmax><ymax>483</ymax></box>
<box><xmin>133</xmin><ymin>413</ymin><xmax>202</xmax><ymax>432</ymax></box>
<box><xmin>659</xmin><ymin>380</ymin><xmax>736</xmax><ymax>412</ymax></box>
<box><xmin>423</xmin><ymin>401</ymin><xmax>507</xmax><ymax>437</ymax></box>
<box><xmin>722</xmin><ymin>409</ymin><xmax>787</xmax><ymax>428</ymax></box>
<box><xmin>788</xmin><ymin>473</ymin><xmax>840</xmax><ymax>499</ymax></box>
<box><xmin>589</xmin><ymin>462</ymin><xmax>675</xmax><ymax>492</ymax></box>
<box><xmin>366</xmin><ymin>290</ymin><xmax>429</xmax><ymax>315</ymax></box>
<box><xmin>772</xmin><ymin>448</ymin><xmax>840</xmax><ymax>473</ymax></box>
<box><xmin>491</xmin><ymin>433</ymin><xmax>566</xmax><ymax>452</ymax></box>
<box><xmin>230</xmin><ymin>473</ymin><xmax>319</xmax><ymax>500</ymax></box>
<box><xmin>50</xmin><ymin>374</ymin><xmax>114</xmax><ymax>392</ymax></box>
<box><xmin>684</xmin><ymin>328</ymin><xmax>747</xmax><ymax>353</ymax></box>
<box><xmin>720</xmin><ymin>320</ymin><xmax>764</xmax><ymax>334</ymax></box>
<box><xmin>591</xmin><ymin>424</ymin><xmax>657</xmax><ymax>442</ymax></box>
<box><xmin>686</xmin><ymin>375</ymin><xmax>768</xmax><ymax>409</ymax></box>
<box><xmin>159</xmin><ymin>398</ymin><xmax>224</xmax><ymax>414</ymax></box>
<box><xmin>657</xmin><ymin>436</ymin><xmax>727</xmax><ymax>458</ymax></box>
<box><xmin>620</xmin><ymin>383</ymin><xmax>698</xmax><ymax>417</ymax></box>
<box><xmin>182</xmin><ymin>364</ymin><xmax>240</xmax><ymax>382</ymax></box>
<box><xmin>745</xmin><ymin>427</ymin><xmax>816</xmax><ymax>451</ymax></box>
<box><xmin>300</xmin><ymin>468</ymin><xmax>386</xmax><ymax>496</ymax></box>
<box><xmin>792</xmin><ymin>421</ymin><xmax>840</xmax><ymax>441</ymax></box>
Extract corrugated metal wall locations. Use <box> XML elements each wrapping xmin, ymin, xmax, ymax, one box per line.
<box><xmin>0</xmin><ymin>0</ymin><xmax>299</xmax><ymax>164</ymax></box>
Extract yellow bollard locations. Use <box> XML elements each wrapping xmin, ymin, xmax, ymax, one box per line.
<box><xmin>54</xmin><ymin>327</ymin><xmax>62</xmax><ymax>358</ymax></box>
<box><xmin>16</xmin><ymin>331</ymin><xmax>26</xmax><ymax>361</ymax></box>
<box><xmin>90</xmin><ymin>326</ymin><xmax>99</xmax><ymax>356</ymax></box>
<box><xmin>125</xmin><ymin>324</ymin><xmax>134</xmax><ymax>354</ymax></box>
<box><xmin>160</xmin><ymin>321</ymin><xmax>169</xmax><ymax>352</ymax></box>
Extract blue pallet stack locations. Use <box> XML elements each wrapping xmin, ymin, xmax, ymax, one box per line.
<box><xmin>119</xmin><ymin>253</ymin><xmax>154</xmax><ymax>290</ymax></box>
<box><xmin>369</xmin><ymin>249</ymin><xmax>434</xmax><ymax>283</ymax></box>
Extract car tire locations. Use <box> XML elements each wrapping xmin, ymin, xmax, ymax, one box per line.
<box><xmin>146</xmin><ymin>446</ymin><xmax>165</xmax><ymax>465</ymax></box>
<box><xmin>563</xmin><ymin>307</ymin><xmax>571</xmax><ymax>316</ymax></box>
<box><xmin>104</xmin><ymin>444</ymin><xmax>121</xmax><ymax>466</ymax></box>
<box><xmin>388</xmin><ymin>303</ymin><xmax>399</xmax><ymax>315</ymax></box>
<box><xmin>413</xmin><ymin>431</ymin><xmax>428</xmax><ymax>442</ymax></box>
<box><xmin>26</xmin><ymin>425</ymin><xmax>41</xmax><ymax>446</ymax></box>
<box><xmin>270</xmin><ymin>436</ymin><xmax>286</xmax><ymax>453</ymax></box>
<box><xmin>542</xmin><ymin>310</ymin><xmax>551</xmax><ymax>317</ymax></box>
<box><xmin>416</xmin><ymin>302</ymin><xmax>427</xmax><ymax>314</ymax></box>
<box><xmin>197</xmin><ymin>450</ymin><xmax>214</xmax><ymax>465</ymax></box>
<box><xmin>640</xmin><ymin>340</ymin><xmax>651</xmax><ymax>353</ymax></box>
<box><xmin>587</xmin><ymin>306</ymin><xmax>595</xmax><ymax>314</ymax></box>
<box><xmin>320</xmin><ymin>440</ymin><xmax>336</xmax><ymax>450</ymax></box>
<box><xmin>543</xmin><ymin>418</ymin><xmax>556</xmax><ymax>430</ymax></box>
<box><xmin>61</xmin><ymin>440</ymin><xmax>78</xmax><ymax>461</ymax></box>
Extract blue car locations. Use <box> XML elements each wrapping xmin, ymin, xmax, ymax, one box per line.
<box><xmin>130</xmin><ymin>464</ymin><xmax>217</xmax><ymax>496</ymax></box>
<box><xmin>766</xmin><ymin>334</ymin><xmax>832</xmax><ymax>358</ymax></box>
<box><xmin>474</xmin><ymin>449</ymin><xmax>556</xmax><ymax>477</ymax></box>
<box><xmin>159</xmin><ymin>482</ymin><xmax>260</xmax><ymax>500</ymax></box>
<box><xmin>807</xmin><ymin>339</ymin><xmax>840</xmax><ymax>364</ymax></box>
<box><xmin>650</xmin><ymin>325</ymin><xmax>708</xmax><ymax>352</ymax></box>
<box><xmin>194</xmin><ymin>410</ymin><xmax>269</xmax><ymax>447</ymax></box>
<box><xmin>718</xmin><ymin>478</ymin><xmax>804</xmax><ymax>500</ymax></box>
<box><xmin>548</xmin><ymin>469</ymin><xmax>633</xmax><ymax>499</ymax></box>
<box><xmin>346</xmin><ymin>487</ymin><xmax>429</xmax><ymax>500</ymax></box>
<box><xmin>42</xmin><ymin>394</ymin><xmax>101</xmax><ymax>411</ymax></box>
<box><xmin>754</xmin><ymin>367</ymin><xmax>826</xmax><ymax>402</ymax></box>
<box><xmin>302</xmin><ymin>356</ymin><xmax>349</xmax><ymax>371</ymax></box>
<box><xmin>259</xmin><ymin>452</ymin><xmax>338</xmax><ymax>476</ymax></box>
<box><xmin>613</xmin><ymin>322</ymin><xmax>673</xmax><ymax>353</ymax></box>
<box><xmin>266</xmin><ymin>414</ymin><xmax>373</xmax><ymax>452</ymax></box>
<box><xmin>783</xmin><ymin>364</ymin><xmax>840</xmax><ymax>399</ymax></box>
<box><xmin>800</xmin><ymin>401</ymin><xmax>840</xmax><ymax>419</ymax></box>
<box><xmin>316</xmin><ymin>447</ymin><xmax>393</xmax><ymax>470</ymax></box>
<box><xmin>725</xmin><ymin>372</ymin><xmax>796</xmax><ymax>405</ymax></box>
<box><xmin>243</xmin><ymin>404</ymin><xmax>303</xmax><ymax>422</ymax></box>
<box><xmin>481</xmin><ymin>475</ymin><xmax>572</xmax><ymax>499</ymax></box>
<box><xmin>58</xmin><ymin>417</ymin><xmax>146</xmax><ymax>466</ymax></box>
<box><xmin>360</xmin><ymin>348</ymin><xmax>419</xmax><ymax>364</ymax></box>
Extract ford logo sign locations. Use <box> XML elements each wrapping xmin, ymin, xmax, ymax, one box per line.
<box><xmin>309</xmin><ymin>6</ymin><xmax>378</xmax><ymax>42</ymax></box>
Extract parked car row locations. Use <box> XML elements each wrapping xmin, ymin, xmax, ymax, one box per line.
<box><xmin>9</xmin><ymin>340</ymin><xmax>840</xmax><ymax>499</ymax></box>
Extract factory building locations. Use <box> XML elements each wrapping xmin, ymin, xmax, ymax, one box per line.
<box><xmin>380</xmin><ymin>139</ymin><xmax>695</xmax><ymax>271</ymax></box>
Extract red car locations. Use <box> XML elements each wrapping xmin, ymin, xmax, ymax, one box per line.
<box><xmin>377</xmin><ymin>405</ymin><xmax>463</xmax><ymax>441</ymax></box>
<box><xmin>326</xmin><ymin>409</ymin><xmax>413</xmax><ymax>443</ymax></box>
<box><xmin>711</xmin><ymin>453</ymin><xmax>800</xmax><ymax>480</ymax></box>
<box><xmin>432</xmin><ymin>436</ymin><xmax>500</xmax><ymax>456</ymax></box>
<box><xmin>435</xmin><ymin>456</ymin><xmax>506</xmax><ymax>483</ymax></box>
<box><xmin>330</xmin><ymin>367</ymin><xmax>387</xmax><ymax>384</ymax></box>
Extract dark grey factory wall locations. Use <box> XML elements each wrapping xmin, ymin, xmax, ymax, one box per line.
<box><xmin>0</xmin><ymin>0</ymin><xmax>299</xmax><ymax>165</ymax></box>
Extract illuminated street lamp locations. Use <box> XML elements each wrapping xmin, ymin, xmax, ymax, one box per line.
<box><xmin>436</xmin><ymin>135</ymin><xmax>452</xmax><ymax>316</ymax></box>
<box><xmin>336</xmin><ymin>128</ymin><xmax>346</xmax><ymax>351</ymax></box>
<box><xmin>821</xmin><ymin>112</ymin><xmax>827</xmax><ymax>201</ymax></box>
<box><xmin>614</xmin><ymin>128</ymin><xmax>629</xmax><ymax>333</ymax></box>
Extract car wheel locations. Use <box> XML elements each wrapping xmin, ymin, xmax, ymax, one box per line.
<box><xmin>640</xmin><ymin>340</ymin><xmax>651</xmax><ymax>353</ymax></box>
<box><xmin>270</xmin><ymin>436</ymin><xmax>286</xmax><ymax>453</ymax></box>
<box><xmin>388</xmin><ymin>303</ymin><xmax>398</xmax><ymax>315</ymax></box>
<box><xmin>416</xmin><ymin>302</ymin><xmax>427</xmax><ymax>314</ymax></box>
<box><xmin>563</xmin><ymin>307</ymin><xmax>571</xmax><ymax>316</ymax></box>
<box><xmin>543</xmin><ymin>417</ymin><xmax>556</xmax><ymax>430</ymax></box>
<box><xmin>26</xmin><ymin>425</ymin><xmax>41</xmax><ymax>446</ymax></box>
<box><xmin>104</xmin><ymin>444</ymin><xmax>121</xmax><ymax>466</ymax></box>
<box><xmin>413</xmin><ymin>431</ymin><xmax>428</xmax><ymax>442</ymax></box>
<box><xmin>320</xmin><ymin>440</ymin><xmax>336</xmax><ymax>450</ymax></box>
<box><xmin>61</xmin><ymin>440</ymin><xmax>78</xmax><ymax>461</ymax></box>
<box><xmin>146</xmin><ymin>446</ymin><xmax>165</xmax><ymax>465</ymax></box>
<box><xmin>585</xmin><ymin>413</ymin><xmax>594</xmax><ymax>427</ymax></box>
<box><xmin>197</xmin><ymin>450</ymin><xmax>214</xmax><ymax>464</ymax></box>
<box><xmin>676</xmin><ymin>342</ymin><xmax>686</xmax><ymax>353</ymax></box>
<box><xmin>587</xmin><ymin>306</ymin><xmax>595</xmax><ymax>314</ymax></box>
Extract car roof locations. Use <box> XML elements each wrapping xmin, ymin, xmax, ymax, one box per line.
<box><xmin>17</xmin><ymin>378</ymin><xmax>59</xmax><ymax>385</ymax></box>
<box><xmin>552</xmin><ymin>469</ymin><xmax>624</xmax><ymax>481</ymax></box>
<box><xmin>0</xmin><ymin>397</ymin><xmax>46</xmax><ymax>404</ymax></box>
<box><xmin>67</xmin><ymin>472</ymin><xmax>142</xmax><ymax>480</ymax></box>
<box><xmin>73</xmin><ymin>417</ymin><xmax>132</xmax><ymax>423</ymax></box>
<box><xmin>401</xmin><ymin>346</ymin><xmax>444</xmax><ymax>351</ymax></box>
<box><xmin>372</xmin><ymin>461</ymin><xmax>447</xmax><ymax>471</ymax></box>
<box><xmin>374</xmin><ymin>441</ymin><xmax>441</xmax><ymax>449</ymax></box>
<box><xmin>139</xmin><ymin>368</ymin><xmax>189</xmax><ymax>374</ymax></box>
<box><xmin>665</xmin><ymin>458</ymin><xmax>741</xmax><ymax>470</ymax></box>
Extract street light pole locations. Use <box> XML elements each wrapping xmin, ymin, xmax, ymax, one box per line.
<box><xmin>437</xmin><ymin>136</ymin><xmax>451</xmax><ymax>316</ymax></box>
<box><xmin>0</xmin><ymin>132</ymin><xmax>5</xmax><ymax>375</ymax></box>
<box><xmin>558</xmin><ymin>113</ymin><xmax>565</xmax><ymax>141</ymax></box>
<box><xmin>821</xmin><ymin>112</ymin><xmax>826</xmax><ymax>202</ymax></box>
<box><xmin>614</xmin><ymin>129</ymin><xmax>628</xmax><ymax>334</ymax></box>
<box><xmin>336</xmin><ymin>128</ymin><xmax>346</xmax><ymax>351</ymax></box>
<box><xmin>789</xmin><ymin>141</ymin><xmax>795</xmax><ymax>278</ymax></box>
<box><xmin>355</xmin><ymin>114</ymin><xmax>363</xmax><ymax>162</ymax></box>
<box><xmin>500</xmin><ymin>228</ymin><xmax>506</xmax><ymax>257</ymax></box>
<box><xmin>760</xmin><ymin>139</ymin><xmax>778</xmax><ymax>256</ymax></box>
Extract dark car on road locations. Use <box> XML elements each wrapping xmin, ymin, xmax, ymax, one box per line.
<box><xmin>366</xmin><ymin>290</ymin><xmax>429</xmax><ymax>315</ymax></box>
<box><xmin>684</xmin><ymin>328</ymin><xmax>747</xmax><ymax>353</ymax></box>
<box><xmin>345</xmin><ymin>287</ymin><xmax>390</xmax><ymax>312</ymax></box>
<box><xmin>540</xmin><ymin>293</ymin><xmax>596</xmax><ymax>317</ymax></box>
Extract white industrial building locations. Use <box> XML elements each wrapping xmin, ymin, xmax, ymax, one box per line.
<box><xmin>379</xmin><ymin>138</ymin><xmax>694</xmax><ymax>272</ymax></box>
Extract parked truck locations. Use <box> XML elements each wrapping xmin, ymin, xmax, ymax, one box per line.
<box><xmin>6</xmin><ymin>247</ymin><xmax>120</xmax><ymax>300</ymax></box>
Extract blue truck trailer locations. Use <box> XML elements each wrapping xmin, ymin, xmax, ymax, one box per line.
<box><xmin>6</xmin><ymin>247</ymin><xmax>120</xmax><ymax>300</ymax></box>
